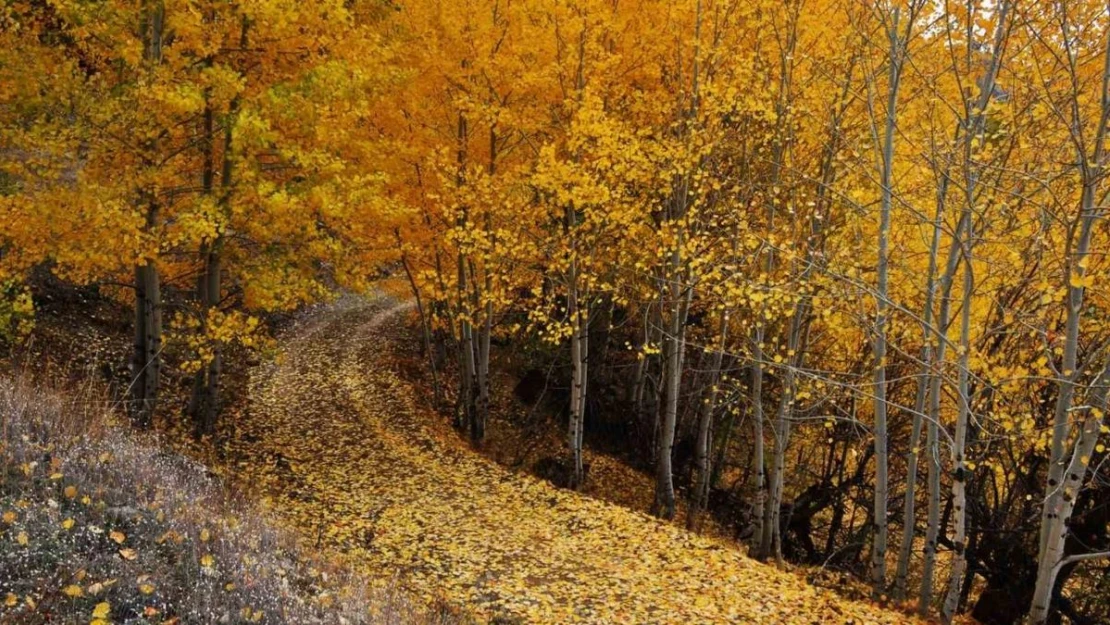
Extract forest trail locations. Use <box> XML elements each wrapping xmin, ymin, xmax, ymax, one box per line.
<box><xmin>228</xmin><ymin>295</ymin><xmax>916</xmax><ymax>624</ymax></box>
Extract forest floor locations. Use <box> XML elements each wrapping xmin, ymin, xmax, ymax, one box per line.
<box><xmin>223</xmin><ymin>293</ymin><xmax>924</xmax><ymax>624</ymax></box>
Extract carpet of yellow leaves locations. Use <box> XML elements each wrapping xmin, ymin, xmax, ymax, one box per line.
<box><xmin>227</xmin><ymin>296</ymin><xmax>923</xmax><ymax>624</ymax></box>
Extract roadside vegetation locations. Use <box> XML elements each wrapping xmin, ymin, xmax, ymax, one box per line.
<box><xmin>0</xmin><ymin>374</ymin><xmax>457</xmax><ymax>625</ymax></box>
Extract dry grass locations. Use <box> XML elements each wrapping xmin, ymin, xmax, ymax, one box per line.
<box><xmin>0</xmin><ymin>374</ymin><xmax>462</xmax><ymax>625</ymax></box>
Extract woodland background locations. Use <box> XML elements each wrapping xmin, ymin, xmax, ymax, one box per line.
<box><xmin>2</xmin><ymin>0</ymin><xmax>1110</xmax><ymax>623</ymax></box>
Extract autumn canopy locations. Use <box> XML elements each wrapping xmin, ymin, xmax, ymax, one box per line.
<box><xmin>2</xmin><ymin>0</ymin><xmax>1110</xmax><ymax>623</ymax></box>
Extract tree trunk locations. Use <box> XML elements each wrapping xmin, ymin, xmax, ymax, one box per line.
<box><xmin>454</xmin><ymin>108</ymin><xmax>478</xmax><ymax>435</ymax></box>
<box><xmin>1028</xmin><ymin>25</ymin><xmax>1110</xmax><ymax>623</ymax></box>
<box><xmin>710</xmin><ymin>381</ymin><xmax>738</xmax><ymax>490</ymax></box>
<box><xmin>751</xmin><ymin>0</ymin><xmax>798</xmax><ymax>560</ymax></box>
<box><xmin>399</xmin><ymin>234</ymin><xmax>441</xmax><ymax>407</ymax></box>
<box><xmin>474</xmin><ymin>277</ymin><xmax>491</xmax><ymax>442</ymax></box>
<box><xmin>1028</xmin><ymin>364</ymin><xmax>1110</xmax><ymax>623</ymax></box>
<box><xmin>907</xmin><ymin>3</ymin><xmax>1009</xmax><ymax>598</ymax></box>
<box><xmin>941</xmin><ymin>239</ymin><xmax>974</xmax><ymax>624</ymax></box>
<box><xmin>631</xmin><ymin>306</ymin><xmax>653</xmax><ymax>419</ymax></box>
<box><xmin>567</xmin><ymin>206</ymin><xmax>587</xmax><ymax>489</ymax></box>
<box><xmin>641</xmin><ymin>292</ymin><xmax>665</xmax><ymax>456</ymax></box>
<box><xmin>750</xmin><ymin>323</ymin><xmax>767</xmax><ymax>558</ymax></box>
<box><xmin>192</xmin><ymin>75</ymin><xmax>244</xmax><ymax>437</ymax></box>
<box><xmin>767</xmin><ymin>305</ymin><xmax>806</xmax><ymax>562</ymax></box>
<box><xmin>870</xmin><ymin>7</ymin><xmax>903</xmax><ymax>595</ymax></box>
<box><xmin>187</xmin><ymin>95</ymin><xmax>216</xmax><ymax>423</ymax></box>
<box><xmin>920</xmin><ymin>214</ymin><xmax>966</xmax><ymax>611</ymax></box>
<box><xmin>940</xmin><ymin>4</ymin><xmax>1014</xmax><ymax>611</ymax></box>
<box><xmin>473</xmin><ymin>127</ymin><xmax>497</xmax><ymax>444</ymax></box>
<box><xmin>458</xmin><ymin>253</ymin><xmax>477</xmax><ymax>435</ymax></box>
<box><xmin>653</xmin><ymin>240</ymin><xmax>685</xmax><ymax>520</ymax></box>
<box><xmin>688</xmin><ymin>309</ymin><xmax>729</xmax><ymax>530</ymax></box>
<box><xmin>196</xmin><ymin>247</ymin><xmax>222</xmax><ymax>436</ymax></box>
<box><xmin>894</xmin><ymin>188</ymin><xmax>940</xmax><ymax>602</ymax></box>
<box><xmin>1036</xmin><ymin>138</ymin><xmax>1106</xmax><ymax>586</ymax></box>
<box><xmin>130</xmin><ymin>0</ymin><xmax>164</xmax><ymax>429</ymax></box>
<box><xmin>131</xmin><ymin>249</ymin><xmax>162</xmax><ymax>428</ymax></box>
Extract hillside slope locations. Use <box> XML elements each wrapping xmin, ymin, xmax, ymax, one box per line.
<box><xmin>0</xmin><ymin>375</ymin><xmax>446</xmax><ymax>625</ymax></box>
<box><xmin>227</xmin><ymin>296</ymin><xmax>922</xmax><ymax>624</ymax></box>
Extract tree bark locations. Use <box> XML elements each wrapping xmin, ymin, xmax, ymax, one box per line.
<box><xmin>652</xmin><ymin>243</ymin><xmax>687</xmax><ymax>520</ymax></box>
<box><xmin>941</xmin><ymin>238</ymin><xmax>974</xmax><ymax>624</ymax></box>
<box><xmin>473</xmin><ymin>127</ymin><xmax>498</xmax><ymax>444</ymax></box>
<box><xmin>1028</xmin><ymin>363</ymin><xmax>1110</xmax><ymax>624</ymax></box>
<box><xmin>920</xmin><ymin>211</ymin><xmax>967</xmax><ymax>611</ymax></box>
<box><xmin>1036</xmin><ymin>30</ymin><xmax>1110</xmax><ymax>580</ymax></box>
<box><xmin>454</xmin><ymin>108</ymin><xmax>478</xmax><ymax>436</ymax></box>
<box><xmin>129</xmin><ymin>0</ymin><xmax>164</xmax><ymax>428</ymax></box>
<box><xmin>187</xmin><ymin>94</ymin><xmax>216</xmax><ymax>423</ymax></box>
<box><xmin>750</xmin><ymin>324</ymin><xmax>767</xmax><ymax>558</ymax></box>
<box><xmin>567</xmin><ymin>204</ymin><xmax>587</xmax><ymax>488</ymax></box>
<box><xmin>1030</xmin><ymin>7</ymin><xmax>1109</xmax><ymax>623</ymax></box>
<box><xmin>688</xmin><ymin>309</ymin><xmax>729</xmax><ymax>530</ymax></box>
<box><xmin>131</xmin><ymin>244</ymin><xmax>162</xmax><ymax>428</ymax></box>
<box><xmin>767</xmin><ymin>305</ymin><xmax>806</xmax><ymax>562</ymax></box>
<box><xmin>870</xmin><ymin>5</ymin><xmax>908</xmax><ymax>596</ymax></box>
<box><xmin>894</xmin><ymin>175</ymin><xmax>941</xmax><ymax>602</ymax></box>
<box><xmin>399</xmin><ymin>232</ymin><xmax>442</xmax><ymax>407</ymax></box>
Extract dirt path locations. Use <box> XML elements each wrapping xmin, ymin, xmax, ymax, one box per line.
<box><xmin>229</xmin><ymin>295</ymin><xmax>916</xmax><ymax>624</ymax></box>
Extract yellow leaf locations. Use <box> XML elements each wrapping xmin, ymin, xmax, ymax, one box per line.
<box><xmin>1069</xmin><ymin>272</ymin><xmax>1093</xmax><ymax>289</ymax></box>
<box><xmin>92</xmin><ymin>601</ymin><xmax>110</xmax><ymax>618</ymax></box>
<box><xmin>118</xmin><ymin>548</ymin><xmax>137</xmax><ymax>560</ymax></box>
<box><xmin>63</xmin><ymin>585</ymin><xmax>83</xmax><ymax>598</ymax></box>
<box><xmin>110</xmin><ymin>530</ymin><xmax>126</xmax><ymax>544</ymax></box>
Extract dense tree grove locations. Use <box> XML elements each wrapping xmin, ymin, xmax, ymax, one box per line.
<box><xmin>3</xmin><ymin>0</ymin><xmax>1110</xmax><ymax>622</ymax></box>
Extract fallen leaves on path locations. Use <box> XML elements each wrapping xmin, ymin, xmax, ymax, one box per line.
<box><xmin>228</xmin><ymin>296</ymin><xmax>922</xmax><ymax>624</ymax></box>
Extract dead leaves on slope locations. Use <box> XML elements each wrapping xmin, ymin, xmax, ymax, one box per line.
<box><xmin>228</xmin><ymin>299</ymin><xmax>921</xmax><ymax>624</ymax></box>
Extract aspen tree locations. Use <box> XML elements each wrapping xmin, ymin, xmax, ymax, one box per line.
<box><xmin>864</xmin><ymin>0</ymin><xmax>922</xmax><ymax>595</ymax></box>
<box><xmin>1028</xmin><ymin>1</ymin><xmax>1110</xmax><ymax>619</ymax></box>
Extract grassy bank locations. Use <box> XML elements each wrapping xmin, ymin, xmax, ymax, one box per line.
<box><xmin>0</xmin><ymin>374</ymin><xmax>455</xmax><ymax>625</ymax></box>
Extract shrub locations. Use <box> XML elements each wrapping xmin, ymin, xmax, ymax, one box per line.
<box><xmin>0</xmin><ymin>282</ymin><xmax>33</xmax><ymax>345</ymax></box>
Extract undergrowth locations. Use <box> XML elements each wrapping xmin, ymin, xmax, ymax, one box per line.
<box><xmin>0</xmin><ymin>374</ymin><xmax>459</xmax><ymax>625</ymax></box>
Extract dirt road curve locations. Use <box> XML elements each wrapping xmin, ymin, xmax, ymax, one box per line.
<box><xmin>229</xmin><ymin>295</ymin><xmax>916</xmax><ymax>624</ymax></box>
